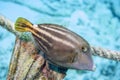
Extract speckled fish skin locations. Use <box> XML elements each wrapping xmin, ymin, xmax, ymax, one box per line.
<box><xmin>15</xmin><ymin>17</ymin><xmax>94</xmax><ymax>71</ymax></box>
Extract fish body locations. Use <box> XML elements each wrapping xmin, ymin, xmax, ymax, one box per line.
<box><xmin>15</xmin><ymin>17</ymin><xmax>95</xmax><ymax>71</ymax></box>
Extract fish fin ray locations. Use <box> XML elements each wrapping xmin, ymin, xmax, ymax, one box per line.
<box><xmin>15</xmin><ymin>17</ymin><xmax>32</xmax><ymax>32</ymax></box>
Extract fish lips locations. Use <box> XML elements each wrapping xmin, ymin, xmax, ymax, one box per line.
<box><xmin>71</xmin><ymin>53</ymin><xmax>95</xmax><ymax>71</ymax></box>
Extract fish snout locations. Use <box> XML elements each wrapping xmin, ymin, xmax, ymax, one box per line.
<box><xmin>71</xmin><ymin>51</ymin><xmax>95</xmax><ymax>71</ymax></box>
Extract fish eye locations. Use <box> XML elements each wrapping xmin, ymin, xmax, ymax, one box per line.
<box><xmin>81</xmin><ymin>46</ymin><xmax>88</xmax><ymax>53</ymax></box>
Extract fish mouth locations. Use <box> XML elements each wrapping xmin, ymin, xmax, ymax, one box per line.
<box><xmin>85</xmin><ymin>64</ymin><xmax>96</xmax><ymax>71</ymax></box>
<box><xmin>91</xmin><ymin>64</ymin><xmax>96</xmax><ymax>71</ymax></box>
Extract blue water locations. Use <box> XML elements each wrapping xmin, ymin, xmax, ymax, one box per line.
<box><xmin>0</xmin><ymin>0</ymin><xmax>120</xmax><ymax>80</ymax></box>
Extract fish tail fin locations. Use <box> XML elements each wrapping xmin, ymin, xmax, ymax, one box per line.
<box><xmin>15</xmin><ymin>17</ymin><xmax>33</xmax><ymax>32</ymax></box>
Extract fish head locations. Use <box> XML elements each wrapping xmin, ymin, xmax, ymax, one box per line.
<box><xmin>70</xmin><ymin>41</ymin><xmax>95</xmax><ymax>71</ymax></box>
<box><xmin>72</xmin><ymin>51</ymin><xmax>95</xmax><ymax>71</ymax></box>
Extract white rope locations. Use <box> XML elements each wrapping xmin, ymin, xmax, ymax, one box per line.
<box><xmin>91</xmin><ymin>46</ymin><xmax>120</xmax><ymax>61</ymax></box>
<box><xmin>0</xmin><ymin>15</ymin><xmax>20</xmax><ymax>36</ymax></box>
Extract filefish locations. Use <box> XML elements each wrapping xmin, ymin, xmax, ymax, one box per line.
<box><xmin>15</xmin><ymin>17</ymin><xmax>95</xmax><ymax>71</ymax></box>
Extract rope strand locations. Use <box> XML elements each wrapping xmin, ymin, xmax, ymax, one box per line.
<box><xmin>0</xmin><ymin>15</ymin><xmax>20</xmax><ymax>36</ymax></box>
<box><xmin>91</xmin><ymin>46</ymin><xmax>120</xmax><ymax>61</ymax></box>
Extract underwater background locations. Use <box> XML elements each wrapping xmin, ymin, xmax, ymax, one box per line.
<box><xmin>0</xmin><ymin>0</ymin><xmax>120</xmax><ymax>80</ymax></box>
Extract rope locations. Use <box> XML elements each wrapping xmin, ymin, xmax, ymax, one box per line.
<box><xmin>91</xmin><ymin>46</ymin><xmax>120</xmax><ymax>61</ymax></box>
<box><xmin>0</xmin><ymin>15</ymin><xmax>20</xmax><ymax>36</ymax></box>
